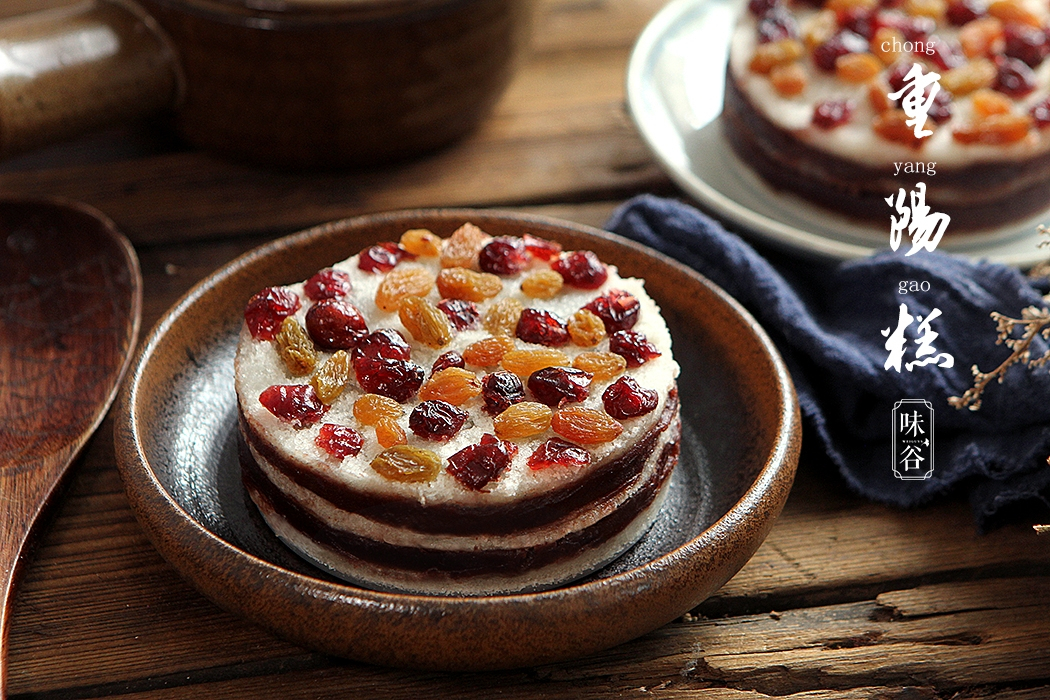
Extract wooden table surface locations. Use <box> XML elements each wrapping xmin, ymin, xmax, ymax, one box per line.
<box><xmin>4</xmin><ymin>1</ymin><xmax>1050</xmax><ymax>697</ymax></box>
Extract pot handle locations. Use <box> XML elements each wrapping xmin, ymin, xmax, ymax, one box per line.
<box><xmin>0</xmin><ymin>0</ymin><xmax>181</xmax><ymax>158</ymax></box>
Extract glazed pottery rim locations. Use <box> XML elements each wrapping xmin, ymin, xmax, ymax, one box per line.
<box><xmin>142</xmin><ymin>0</ymin><xmax>501</xmax><ymax>23</ymax></box>
<box><xmin>116</xmin><ymin>208</ymin><xmax>799</xmax><ymax>611</ymax></box>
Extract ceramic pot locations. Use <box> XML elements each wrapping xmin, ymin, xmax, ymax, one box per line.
<box><xmin>0</xmin><ymin>0</ymin><xmax>533</xmax><ymax>166</ymax></box>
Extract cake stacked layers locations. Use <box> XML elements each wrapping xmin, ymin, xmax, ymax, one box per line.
<box><xmin>235</xmin><ymin>224</ymin><xmax>681</xmax><ymax>595</ymax></box>
<box><xmin>726</xmin><ymin>0</ymin><xmax>1050</xmax><ymax>228</ymax></box>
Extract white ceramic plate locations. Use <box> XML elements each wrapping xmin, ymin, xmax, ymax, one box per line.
<box><xmin>626</xmin><ymin>0</ymin><xmax>1050</xmax><ymax>265</ymax></box>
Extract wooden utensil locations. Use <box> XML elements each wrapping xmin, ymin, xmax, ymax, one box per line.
<box><xmin>0</xmin><ymin>0</ymin><xmax>534</xmax><ymax>167</ymax></box>
<box><xmin>0</xmin><ymin>199</ymin><xmax>141</xmax><ymax>697</ymax></box>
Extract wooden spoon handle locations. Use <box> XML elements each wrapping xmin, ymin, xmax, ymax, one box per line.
<box><xmin>0</xmin><ymin>463</ymin><xmax>63</xmax><ymax>699</ymax></box>
<box><xmin>0</xmin><ymin>0</ymin><xmax>182</xmax><ymax>158</ymax></box>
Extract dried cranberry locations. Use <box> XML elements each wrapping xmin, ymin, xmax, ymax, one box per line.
<box><xmin>358</xmin><ymin>242</ymin><xmax>413</xmax><ymax>273</ymax></box>
<box><xmin>522</xmin><ymin>234</ymin><xmax>562</xmax><ymax>261</ymax></box>
<box><xmin>812</xmin><ymin>100</ymin><xmax>854</xmax><ymax>129</ymax></box>
<box><xmin>437</xmin><ymin>298</ymin><xmax>480</xmax><ymax>331</ymax></box>
<box><xmin>354</xmin><ymin>356</ymin><xmax>424</xmax><ymax>403</ymax></box>
<box><xmin>481</xmin><ymin>371</ymin><xmax>526</xmax><ymax>414</ymax></box>
<box><xmin>552</xmin><ymin>250</ymin><xmax>608</xmax><ymax>290</ymax></box>
<box><xmin>748</xmin><ymin>0</ymin><xmax>778</xmax><ymax>15</ymax></box>
<box><xmin>602</xmin><ymin>376</ymin><xmax>659</xmax><ymax>420</ymax></box>
<box><xmin>1032</xmin><ymin>96</ymin><xmax>1050</xmax><ymax>127</ymax></box>
<box><xmin>447</xmin><ymin>434</ymin><xmax>517</xmax><ymax>490</ymax></box>
<box><xmin>527</xmin><ymin>367</ymin><xmax>592</xmax><ymax>407</ymax></box>
<box><xmin>315</xmin><ymin>423</ymin><xmax>363</xmax><ymax>458</ymax></box>
<box><xmin>841</xmin><ymin>9</ymin><xmax>875</xmax><ymax>40</ymax></box>
<box><xmin>1004</xmin><ymin>23</ymin><xmax>1050</xmax><ymax>67</ymax></box>
<box><xmin>887</xmin><ymin>61</ymin><xmax>913</xmax><ymax>94</ymax></box>
<box><xmin>528</xmin><ymin>438</ymin><xmax>592</xmax><ymax>471</ymax></box>
<box><xmin>304</xmin><ymin>268</ymin><xmax>352</xmax><ymax>301</ymax></box>
<box><xmin>516</xmin><ymin>308</ymin><xmax>570</xmax><ymax>346</ymax></box>
<box><xmin>584</xmin><ymin>289</ymin><xmax>640</xmax><ymax>333</ymax></box>
<box><xmin>926</xmin><ymin>36</ymin><xmax>965</xmax><ymax>70</ymax></box>
<box><xmin>878</xmin><ymin>12</ymin><xmax>934</xmax><ymax>41</ymax></box>
<box><xmin>259</xmin><ymin>384</ymin><xmax>328</xmax><ymax>428</ymax></box>
<box><xmin>928</xmin><ymin>89</ymin><xmax>953</xmax><ymax>123</ymax></box>
<box><xmin>244</xmin><ymin>287</ymin><xmax>301</xmax><ymax>340</ymax></box>
<box><xmin>946</xmin><ymin>0</ymin><xmax>985</xmax><ymax>25</ymax></box>
<box><xmin>812</xmin><ymin>30</ymin><xmax>869</xmax><ymax>72</ymax></box>
<box><xmin>409</xmin><ymin>400</ymin><xmax>468</xmax><ymax>440</ymax></box>
<box><xmin>609</xmin><ymin>330</ymin><xmax>662</xmax><ymax>367</ymax></box>
<box><xmin>478</xmin><ymin>237</ymin><xmax>529</xmax><ymax>275</ymax></box>
<box><xmin>757</xmin><ymin>5</ymin><xmax>799</xmax><ymax>42</ymax></box>
<box><xmin>994</xmin><ymin>56</ymin><xmax>1037</xmax><ymax>97</ymax></box>
<box><xmin>305</xmin><ymin>299</ymin><xmax>368</xmax><ymax>350</ymax></box>
<box><xmin>898</xmin><ymin>15</ymin><xmax>935</xmax><ymax>42</ymax></box>
<box><xmin>432</xmin><ymin>351</ymin><xmax>466</xmax><ymax>374</ymax></box>
<box><xmin>351</xmin><ymin>328</ymin><xmax>411</xmax><ymax>362</ymax></box>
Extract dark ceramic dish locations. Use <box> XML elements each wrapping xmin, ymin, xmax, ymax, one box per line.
<box><xmin>114</xmin><ymin>209</ymin><xmax>800</xmax><ymax>670</ymax></box>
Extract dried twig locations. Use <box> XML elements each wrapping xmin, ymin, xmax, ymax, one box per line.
<box><xmin>947</xmin><ymin>303</ymin><xmax>1050</xmax><ymax>411</ymax></box>
<box><xmin>1029</xmin><ymin>225</ymin><xmax>1050</xmax><ymax>280</ymax></box>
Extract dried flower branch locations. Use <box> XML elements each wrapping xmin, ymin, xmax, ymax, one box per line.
<box><xmin>1029</xmin><ymin>225</ymin><xmax>1050</xmax><ymax>280</ymax></box>
<box><xmin>947</xmin><ymin>303</ymin><xmax>1050</xmax><ymax>411</ymax></box>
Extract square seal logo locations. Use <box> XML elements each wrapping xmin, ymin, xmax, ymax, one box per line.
<box><xmin>892</xmin><ymin>399</ymin><xmax>934</xmax><ymax>481</ymax></box>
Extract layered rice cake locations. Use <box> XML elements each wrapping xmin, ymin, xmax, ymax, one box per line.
<box><xmin>725</xmin><ymin>0</ymin><xmax>1050</xmax><ymax>229</ymax></box>
<box><xmin>235</xmin><ymin>223</ymin><xmax>681</xmax><ymax>595</ymax></box>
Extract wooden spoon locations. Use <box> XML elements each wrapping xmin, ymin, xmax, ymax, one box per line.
<box><xmin>0</xmin><ymin>199</ymin><xmax>141</xmax><ymax>697</ymax></box>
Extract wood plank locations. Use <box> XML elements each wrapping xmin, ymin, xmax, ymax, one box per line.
<box><xmin>705</xmin><ymin>468</ymin><xmax>1050</xmax><ymax>613</ymax></box>
<box><xmin>0</xmin><ymin>116</ymin><xmax>667</xmax><ymax>246</ymax></box>
<box><xmin>536</xmin><ymin>578</ymin><xmax>1050</xmax><ymax>694</ymax></box>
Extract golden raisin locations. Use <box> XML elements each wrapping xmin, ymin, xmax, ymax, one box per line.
<box><xmin>501</xmin><ymin>348</ymin><xmax>570</xmax><ymax>377</ymax></box>
<box><xmin>463</xmin><ymin>336</ymin><xmax>516</xmax><ymax>367</ymax></box>
<box><xmin>440</xmin><ymin>222</ymin><xmax>491</xmax><ymax>269</ymax></box>
<box><xmin>311</xmin><ymin>350</ymin><xmax>351</xmax><ymax>404</ymax></box>
<box><xmin>971</xmin><ymin>87</ymin><xmax>1013</xmax><ymax>119</ymax></box>
<box><xmin>274</xmin><ymin>317</ymin><xmax>317</xmax><ymax>376</ymax></box>
<box><xmin>872</xmin><ymin>109</ymin><xmax>927</xmax><ymax>148</ymax></box>
<box><xmin>826</xmin><ymin>0</ymin><xmax>877</xmax><ymax>12</ymax></box>
<box><xmin>803</xmin><ymin>10</ymin><xmax>837</xmax><ymax>50</ymax></box>
<box><xmin>493</xmin><ymin>402</ymin><xmax>554</xmax><ymax>440</ymax></box>
<box><xmin>436</xmin><ymin>267</ymin><xmax>503</xmax><ymax>302</ymax></box>
<box><xmin>871</xmin><ymin>27</ymin><xmax>904</xmax><ymax>64</ymax></box>
<box><xmin>940</xmin><ymin>59</ymin><xmax>996</xmax><ymax>96</ymax></box>
<box><xmin>400</xmin><ymin>228</ymin><xmax>441</xmax><ymax>257</ymax></box>
<box><xmin>419</xmin><ymin>367</ymin><xmax>483</xmax><ymax>405</ymax></box>
<box><xmin>353</xmin><ymin>393</ymin><xmax>403</xmax><ymax>425</ymax></box>
<box><xmin>770</xmin><ymin>63</ymin><xmax>807</xmax><ymax>96</ymax></box>
<box><xmin>483</xmin><ymin>298</ymin><xmax>524</xmax><ymax>336</ymax></box>
<box><xmin>572</xmin><ymin>351</ymin><xmax>627</xmax><ymax>381</ymax></box>
<box><xmin>520</xmin><ymin>269</ymin><xmax>565</xmax><ymax>299</ymax></box>
<box><xmin>567</xmin><ymin>309</ymin><xmax>606</xmax><ymax>347</ymax></box>
<box><xmin>953</xmin><ymin>113</ymin><xmax>1033</xmax><ymax>144</ymax></box>
<box><xmin>551</xmin><ymin>408</ymin><xmax>623</xmax><ymax>445</ymax></box>
<box><xmin>868</xmin><ymin>78</ymin><xmax>893</xmax><ymax>113</ymax></box>
<box><xmin>375</xmin><ymin>417</ymin><xmax>407</xmax><ymax>448</ymax></box>
<box><xmin>960</xmin><ymin>17</ymin><xmax>1004</xmax><ymax>58</ymax></box>
<box><xmin>988</xmin><ymin>0</ymin><xmax>1040</xmax><ymax>27</ymax></box>
<box><xmin>749</xmin><ymin>39</ymin><xmax>804</xmax><ymax>74</ymax></box>
<box><xmin>399</xmin><ymin>296</ymin><xmax>453</xmax><ymax>348</ymax></box>
<box><xmin>375</xmin><ymin>264</ymin><xmax>435</xmax><ymax>312</ymax></box>
<box><xmin>370</xmin><ymin>445</ymin><xmax>440</xmax><ymax>482</ymax></box>
<box><xmin>903</xmin><ymin>0</ymin><xmax>945</xmax><ymax>19</ymax></box>
<box><xmin>835</xmin><ymin>53</ymin><xmax>882</xmax><ymax>83</ymax></box>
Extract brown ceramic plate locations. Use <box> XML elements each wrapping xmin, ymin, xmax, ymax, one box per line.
<box><xmin>114</xmin><ymin>209</ymin><xmax>800</xmax><ymax>670</ymax></box>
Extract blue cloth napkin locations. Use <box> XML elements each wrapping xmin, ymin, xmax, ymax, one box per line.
<box><xmin>606</xmin><ymin>194</ymin><xmax>1050</xmax><ymax>529</ymax></box>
